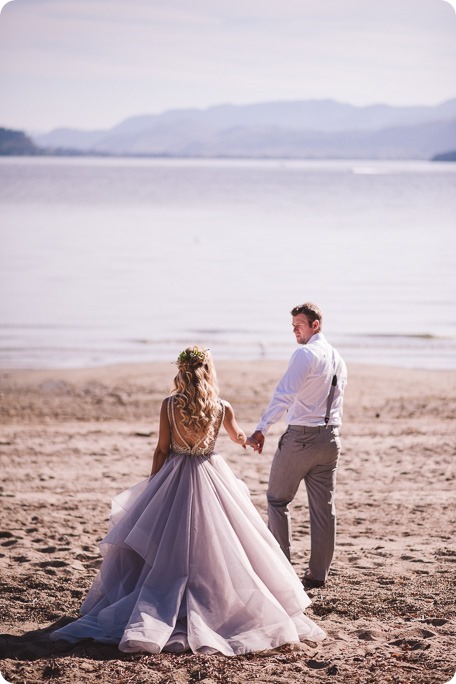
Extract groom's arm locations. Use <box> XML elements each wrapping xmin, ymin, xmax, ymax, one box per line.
<box><xmin>248</xmin><ymin>349</ymin><xmax>312</xmax><ymax>453</ymax></box>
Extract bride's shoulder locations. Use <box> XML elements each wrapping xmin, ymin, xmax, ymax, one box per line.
<box><xmin>162</xmin><ymin>394</ymin><xmax>180</xmax><ymax>411</ymax></box>
<box><xmin>167</xmin><ymin>393</ymin><xmax>184</xmax><ymax>402</ymax></box>
<box><xmin>219</xmin><ymin>399</ymin><xmax>234</xmax><ymax>415</ymax></box>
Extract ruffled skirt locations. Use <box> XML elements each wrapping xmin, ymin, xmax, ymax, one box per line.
<box><xmin>50</xmin><ymin>451</ymin><xmax>325</xmax><ymax>655</ymax></box>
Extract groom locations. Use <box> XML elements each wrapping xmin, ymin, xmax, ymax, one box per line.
<box><xmin>247</xmin><ymin>302</ymin><xmax>347</xmax><ymax>588</ymax></box>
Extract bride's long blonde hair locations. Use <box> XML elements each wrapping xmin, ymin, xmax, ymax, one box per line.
<box><xmin>173</xmin><ymin>346</ymin><xmax>220</xmax><ymax>438</ymax></box>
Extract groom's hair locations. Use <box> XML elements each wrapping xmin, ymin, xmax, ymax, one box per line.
<box><xmin>290</xmin><ymin>302</ymin><xmax>323</xmax><ymax>328</ymax></box>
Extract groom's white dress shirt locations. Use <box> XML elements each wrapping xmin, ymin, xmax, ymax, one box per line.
<box><xmin>255</xmin><ymin>333</ymin><xmax>347</xmax><ymax>433</ymax></box>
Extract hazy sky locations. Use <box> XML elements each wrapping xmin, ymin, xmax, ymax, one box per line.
<box><xmin>0</xmin><ymin>0</ymin><xmax>455</xmax><ymax>132</ymax></box>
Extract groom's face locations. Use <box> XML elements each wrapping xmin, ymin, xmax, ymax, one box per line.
<box><xmin>292</xmin><ymin>314</ymin><xmax>319</xmax><ymax>345</ymax></box>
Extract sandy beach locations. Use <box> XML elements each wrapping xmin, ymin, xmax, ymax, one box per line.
<box><xmin>0</xmin><ymin>360</ymin><xmax>455</xmax><ymax>684</ymax></box>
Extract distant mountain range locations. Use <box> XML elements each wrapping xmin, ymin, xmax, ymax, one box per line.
<box><xmin>0</xmin><ymin>127</ymin><xmax>41</xmax><ymax>155</ymax></box>
<box><xmin>29</xmin><ymin>98</ymin><xmax>456</xmax><ymax>159</ymax></box>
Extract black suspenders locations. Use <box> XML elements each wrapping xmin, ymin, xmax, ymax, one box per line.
<box><xmin>324</xmin><ymin>349</ymin><xmax>338</xmax><ymax>426</ymax></box>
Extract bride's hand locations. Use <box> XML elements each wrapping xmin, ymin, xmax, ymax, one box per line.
<box><xmin>237</xmin><ymin>433</ymin><xmax>247</xmax><ymax>449</ymax></box>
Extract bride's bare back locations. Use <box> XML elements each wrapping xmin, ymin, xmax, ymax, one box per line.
<box><xmin>168</xmin><ymin>396</ymin><xmax>225</xmax><ymax>455</ymax></box>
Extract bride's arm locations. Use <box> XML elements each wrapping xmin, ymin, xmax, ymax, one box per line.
<box><xmin>222</xmin><ymin>401</ymin><xmax>247</xmax><ymax>448</ymax></box>
<box><xmin>150</xmin><ymin>399</ymin><xmax>171</xmax><ymax>475</ymax></box>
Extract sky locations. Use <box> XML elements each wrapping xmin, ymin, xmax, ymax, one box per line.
<box><xmin>0</xmin><ymin>0</ymin><xmax>455</xmax><ymax>133</ymax></box>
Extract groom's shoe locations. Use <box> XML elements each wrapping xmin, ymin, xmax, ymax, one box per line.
<box><xmin>303</xmin><ymin>569</ymin><xmax>325</xmax><ymax>589</ymax></box>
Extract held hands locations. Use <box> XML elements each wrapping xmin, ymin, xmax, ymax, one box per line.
<box><xmin>246</xmin><ymin>430</ymin><xmax>265</xmax><ymax>454</ymax></box>
<box><xmin>236</xmin><ymin>433</ymin><xmax>247</xmax><ymax>449</ymax></box>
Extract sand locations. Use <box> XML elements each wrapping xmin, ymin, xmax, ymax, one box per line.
<box><xmin>0</xmin><ymin>360</ymin><xmax>455</xmax><ymax>684</ymax></box>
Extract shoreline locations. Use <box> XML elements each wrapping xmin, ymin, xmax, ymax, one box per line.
<box><xmin>2</xmin><ymin>331</ymin><xmax>456</xmax><ymax>374</ymax></box>
<box><xmin>0</xmin><ymin>361</ymin><xmax>455</xmax><ymax>683</ymax></box>
<box><xmin>1</xmin><ymin>358</ymin><xmax>454</xmax><ymax>380</ymax></box>
<box><xmin>1</xmin><ymin>345</ymin><xmax>456</xmax><ymax>373</ymax></box>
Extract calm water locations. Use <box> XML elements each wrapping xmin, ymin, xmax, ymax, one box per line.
<box><xmin>1</xmin><ymin>157</ymin><xmax>455</xmax><ymax>369</ymax></box>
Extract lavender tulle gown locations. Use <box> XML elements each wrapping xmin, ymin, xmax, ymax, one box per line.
<box><xmin>50</xmin><ymin>398</ymin><xmax>325</xmax><ymax>655</ymax></box>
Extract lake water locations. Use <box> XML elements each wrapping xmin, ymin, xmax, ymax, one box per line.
<box><xmin>1</xmin><ymin>157</ymin><xmax>455</xmax><ymax>369</ymax></box>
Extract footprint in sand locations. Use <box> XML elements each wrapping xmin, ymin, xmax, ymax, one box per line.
<box><xmin>0</xmin><ymin>531</ymin><xmax>24</xmax><ymax>548</ymax></box>
<box><xmin>306</xmin><ymin>659</ymin><xmax>330</xmax><ymax>670</ymax></box>
<box><xmin>10</xmin><ymin>594</ymin><xmax>28</xmax><ymax>603</ymax></box>
<box><xmin>389</xmin><ymin>626</ymin><xmax>437</xmax><ymax>652</ymax></box>
<box><xmin>378</xmin><ymin>577</ymin><xmax>395</xmax><ymax>585</ymax></box>
<box><xmin>12</xmin><ymin>555</ymin><xmax>30</xmax><ymax>563</ymax></box>
<box><xmin>357</xmin><ymin>629</ymin><xmax>383</xmax><ymax>641</ymax></box>
<box><xmin>1</xmin><ymin>538</ymin><xmax>18</xmax><ymax>547</ymax></box>
<box><xmin>36</xmin><ymin>559</ymin><xmax>69</xmax><ymax>568</ymax></box>
<box><xmin>84</xmin><ymin>558</ymin><xmax>102</xmax><ymax>570</ymax></box>
<box><xmin>421</xmin><ymin>617</ymin><xmax>448</xmax><ymax>626</ymax></box>
<box><xmin>373</xmin><ymin>549</ymin><xmax>392</xmax><ymax>558</ymax></box>
<box><xmin>70</xmin><ymin>589</ymin><xmax>84</xmax><ymax>599</ymax></box>
<box><xmin>389</xmin><ymin>638</ymin><xmax>431</xmax><ymax>651</ymax></box>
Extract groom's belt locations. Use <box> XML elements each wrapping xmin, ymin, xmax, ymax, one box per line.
<box><xmin>287</xmin><ymin>424</ymin><xmax>339</xmax><ymax>433</ymax></box>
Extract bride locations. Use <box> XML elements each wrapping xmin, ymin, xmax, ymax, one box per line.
<box><xmin>50</xmin><ymin>346</ymin><xmax>325</xmax><ymax>655</ymax></box>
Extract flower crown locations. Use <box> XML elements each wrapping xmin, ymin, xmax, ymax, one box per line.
<box><xmin>176</xmin><ymin>347</ymin><xmax>209</xmax><ymax>367</ymax></box>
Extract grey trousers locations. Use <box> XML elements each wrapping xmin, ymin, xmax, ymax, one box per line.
<box><xmin>267</xmin><ymin>425</ymin><xmax>341</xmax><ymax>581</ymax></box>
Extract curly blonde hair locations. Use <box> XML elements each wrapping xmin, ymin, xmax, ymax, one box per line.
<box><xmin>173</xmin><ymin>346</ymin><xmax>220</xmax><ymax>439</ymax></box>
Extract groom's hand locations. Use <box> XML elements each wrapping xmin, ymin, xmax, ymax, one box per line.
<box><xmin>246</xmin><ymin>430</ymin><xmax>265</xmax><ymax>454</ymax></box>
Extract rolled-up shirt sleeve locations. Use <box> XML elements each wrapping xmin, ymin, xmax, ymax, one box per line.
<box><xmin>255</xmin><ymin>348</ymin><xmax>313</xmax><ymax>434</ymax></box>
